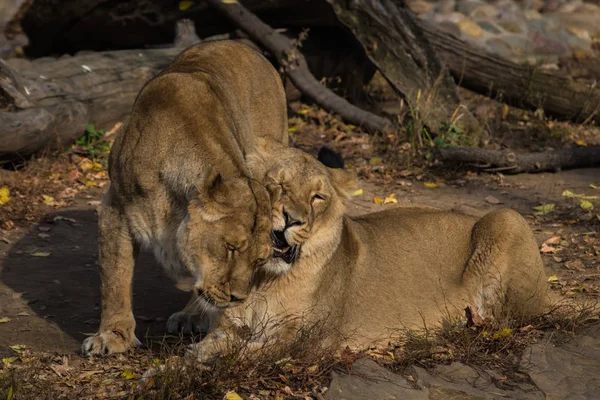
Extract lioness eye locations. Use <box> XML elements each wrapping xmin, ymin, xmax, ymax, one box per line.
<box><xmin>312</xmin><ymin>194</ymin><xmax>326</xmax><ymax>203</ymax></box>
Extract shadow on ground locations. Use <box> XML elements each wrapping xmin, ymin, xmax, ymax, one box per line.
<box><xmin>0</xmin><ymin>207</ymin><xmax>189</xmax><ymax>356</ymax></box>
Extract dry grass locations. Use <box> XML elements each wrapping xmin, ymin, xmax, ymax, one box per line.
<box><xmin>1</xmin><ymin>296</ymin><xmax>597</xmax><ymax>399</ymax></box>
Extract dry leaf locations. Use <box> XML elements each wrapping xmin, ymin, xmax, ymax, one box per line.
<box><xmin>424</xmin><ymin>182</ymin><xmax>438</xmax><ymax>189</ymax></box>
<box><xmin>121</xmin><ymin>368</ymin><xmax>135</xmax><ymax>379</ymax></box>
<box><xmin>580</xmin><ymin>199</ymin><xmax>594</xmax><ymax>211</ymax></box>
<box><xmin>0</xmin><ymin>187</ymin><xmax>10</xmax><ymax>205</ymax></box>
<box><xmin>2</xmin><ymin>357</ymin><xmax>18</xmax><ymax>366</ymax></box>
<box><xmin>224</xmin><ymin>393</ymin><xmax>243</xmax><ymax>400</ymax></box>
<box><xmin>178</xmin><ymin>1</ymin><xmax>194</xmax><ymax>10</ymax></box>
<box><xmin>85</xmin><ymin>180</ymin><xmax>98</xmax><ymax>187</ymax></box>
<box><xmin>591</xmin><ymin>184</ymin><xmax>600</xmax><ymax>190</ymax></box>
<box><xmin>9</xmin><ymin>344</ymin><xmax>27</xmax><ymax>354</ymax></box>
<box><xmin>373</xmin><ymin>197</ymin><xmax>384</xmax><ymax>205</ymax></box>
<box><xmin>540</xmin><ymin>243</ymin><xmax>557</xmax><ymax>253</ymax></box>
<box><xmin>369</xmin><ymin>157</ymin><xmax>382</xmax><ymax>166</ymax></box>
<box><xmin>383</xmin><ymin>194</ymin><xmax>398</xmax><ymax>204</ymax></box>
<box><xmin>544</xmin><ymin>236</ymin><xmax>561</xmax><ymax>245</ymax></box>
<box><xmin>0</xmin><ymin>317</ymin><xmax>10</xmax><ymax>323</ymax></box>
<box><xmin>532</xmin><ymin>203</ymin><xmax>555</xmax><ymax>216</ymax></box>
<box><xmin>485</xmin><ymin>195</ymin><xmax>502</xmax><ymax>204</ymax></box>
<box><xmin>42</xmin><ymin>195</ymin><xmax>56</xmax><ymax>206</ymax></box>
<box><xmin>31</xmin><ymin>251</ymin><xmax>51</xmax><ymax>257</ymax></box>
<box><xmin>547</xmin><ymin>274</ymin><xmax>559</xmax><ymax>282</ymax></box>
<box><xmin>519</xmin><ymin>325</ymin><xmax>534</xmax><ymax>332</ymax></box>
<box><xmin>564</xmin><ymin>260</ymin><xmax>585</xmax><ymax>272</ymax></box>
<box><xmin>493</xmin><ymin>328</ymin><xmax>513</xmax><ymax>340</ymax></box>
<box><xmin>575</xmin><ymin>139</ymin><xmax>587</xmax><ymax>146</ymax></box>
<box><xmin>17</xmin><ymin>312</ymin><xmax>30</xmax><ymax>316</ymax></box>
<box><xmin>350</xmin><ymin>189</ymin><xmax>363</xmax><ymax>197</ymax></box>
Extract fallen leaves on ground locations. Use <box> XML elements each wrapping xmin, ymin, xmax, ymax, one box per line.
<box><xmin>30</xmin><ymin>251</ymin><xmax>51</xmax><ymax>257</ymax></box>
<box><xmin>0</xmin><ymin>188</ymin><xmax>10</xmax><ymax>205</ymax></box>
<box><xmin>533</xmin><ymin>203</ymin><xmax>555</xmax><ymax>216</ymax></box>
<box><xmin>373</xmin><ymin>194</ymin><xmax>398</xmax><ymax>205</ymax></box>
<box><xmin>540</xmin><ymin>236</ymin><xmax>561</xmax><ymax>253</ymax></box>
<box><xmin>580</xmin><ymin>199</ymin><xmax>594</xmax><ymax>211</ymax></box>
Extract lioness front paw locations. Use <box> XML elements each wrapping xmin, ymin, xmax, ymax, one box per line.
<box><xmin>81</xmin><ymin>330</ymin><xmax>141</xmax><ymax>357</ymax></box>
<box><xmin>166</xmin><ymin>312</ymin><xmax>208</xmax><ymax>336</ymax></box>
<box><xmin>185</xmin><ymin>340</ymin><xmax>220</xmax><ymax>363</ymax></box>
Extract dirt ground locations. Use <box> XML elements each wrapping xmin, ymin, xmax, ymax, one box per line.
<box><xmin>1</xmin><ymin>164</ymin><xmax>598</xmax><ymax>359</ymax></box>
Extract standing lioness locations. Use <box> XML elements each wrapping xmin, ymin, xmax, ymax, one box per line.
<box><xmin>189</xmin><ymin>143</ymin><xmax>551</xmax><ymax>358</ymax></box>
<box><xmin>82</xmin><ymin>41</ymin><xmax>288</xmax><ymax>356</ymax></box>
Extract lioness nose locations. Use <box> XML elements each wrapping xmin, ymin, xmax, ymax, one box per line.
<box><xmin>283</xmin><ymin>209</ymin><xmax>304</xmax><ymax>227</ymax></box>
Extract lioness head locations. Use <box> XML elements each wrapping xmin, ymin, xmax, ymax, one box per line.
<box><xmin>259</xmin><ymin>148</ymin><xmax>356</xmax><ymax>275</ymax></box>
<box><xmin>177</xmin><ymin>168</ymin><xmax>272</xmax><ymax>309</ymax></box>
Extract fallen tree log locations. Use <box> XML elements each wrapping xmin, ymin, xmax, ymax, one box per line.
<box><xmin>0</xmin><ymin>21</ymin><xmax>207</xmax><ymax>161</ymax></box>
<box><xmin>329</xmin><ymin>0</ymin><xmax>480</xmax><ymax>134</ymax></box>
<box><xmin>436</xmin><ymin>146</ymin><xmax>600</xmax><ymax>174</ymax></box>
<box><xmin>418</xmin><ymin>20</ymin><xmax>600</xmax><ymax>125</ymax></box>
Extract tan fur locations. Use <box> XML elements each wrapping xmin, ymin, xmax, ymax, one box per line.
<box><xmin>82</xmin><ymin>41</ymin><xmax>289</xmax><ymax>356</ymax></box>
<box><xmin>191</xmin><ymin>144</ymin><xmax>550</xmax><ymax>359</ymax></box>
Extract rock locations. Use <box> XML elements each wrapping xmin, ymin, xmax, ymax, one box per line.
<box><xmin>458</xmin><ymin>19</ymin><xmax>484</xmax><ymax>38</ymax></box>
<box><xmin>547</xmin><ymin>4</ymin><xmax>600</xmax><ymax>35</ymax></box>
<box><xmin>435</xmin><ymin>0</ymin><xmax>456</xmax><ymax>14</ymax></box>
<box><xmin>430</xmin><ymin>11</ymin><xmax>466</xmax><ymax>25</ymax></box>
<box><xmin>428</xmin><ymin>386</ymin><xmax>487</xmax><ymax>400</ymax></box>
<box><xmin>556</xmin><ymin>0</ymin><xmax>583</xmax><ymax>14</ymax></box>
<box><xmin>406</xmin><ymin>0</ymin><xmax>435</xmax><ymax>15</ymax></box>
<box><xmin>485</xmin><ymin>37</ymin><xmax>514</xmax><ymax>58</ymax></box>
<box><xmin>412</xmin><ymin>365</ymin><xmax>544</xmax><ymax>399</ymax></box>
<box><xmin>521</xmin><ymin>0</ymin><xmax>545</xmax><ymax>11</ymax></box>
<box><xmin>456</xmin><ymin>0</ymin><xmax>485</xmax><ymax>15</ymax></box>
<box><xmin>520</xmin><ymin>323</ymin><xmax>600</xmax><ymax>400</ymax></box>
<box><xmin>523</xmin><ymin>9</ymin><xmax>542</xmax><ymax>20</ymax></box>
<box><xmin>497</xmin><ymin>21</ymin><xmax>524</xmax><ymax>34</ymax></box>
<box><xmin>324</xmin><ymin>358</ymin><xmax>428</xmax><ymax>400</ymax></box>
<box><xmin>437</xmin><ymin>21</ymin><xmax>462</xmax><ymax>37</ymax></box>
<box><xmin>565</xmin><ymin>26</ymin><xmax>591</xmax><ymax>42</ymax></box>
<box><xmin>526</xmin><ymin>18</ymin><xmax>561</xmax><ymax>34</ymax></box>
<box><xmin>528</xmin><ymin>32</ymin><xmax>570</xmax><ymax>56</ymax></box>
<box><xmin>326</xmin><ymin>358</ymin><xmax>546</xmax><ymax>400</ymax></box>
<box><xmin>476</xmin><ymin>20</ymin><xmax>501</xmax><ymax>34</ymax></box>
<box><xmin>496</xmin><ymin>0</ymin><xmax>527</xmax><ymax>24</ymax></box>
<box><xmin>469</xmin><ymin>5</ymin><xmax>498</xmax><ymax>19</ymax></box>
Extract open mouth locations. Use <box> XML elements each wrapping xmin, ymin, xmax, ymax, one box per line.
<box><xmin>271</xmin><ymin>230</ymin><xmax>299</xmax><ymax>264</ymax></box>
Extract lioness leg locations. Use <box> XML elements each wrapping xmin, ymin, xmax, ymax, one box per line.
<box><xmin>463</xmin><ymin>209</ymin><xmax>548</xmax><ymax>320</ymax></box>
<box><xmin>166</xmin><ymin>292</ymin><xmax>212</xmax><ymax>335</ymax></box>
<box><xmin>82</xmin><ymin>201</ymin><xmax>140</xmax><ymax>356</ymax></box>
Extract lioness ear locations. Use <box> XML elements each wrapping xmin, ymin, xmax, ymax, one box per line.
<box><xmin>189</xmin><ymin>167</ymin><xmax>223</xmax><ymax>203</ymax></box>
<box><xmin>328</xmin><ymin>168</ymin><xmax>359</xmax><ymax>199</ymax></box>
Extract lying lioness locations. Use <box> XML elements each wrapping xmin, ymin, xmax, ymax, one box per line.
<box><xmin>82</xmin><ymin>41</ymin><xmax>288</xmax><ymax>356</ymax></box>
<box><xmin>189</xmin><ymin>141</ymin><xmax>550</xmax><ymax>358</ymax></box>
